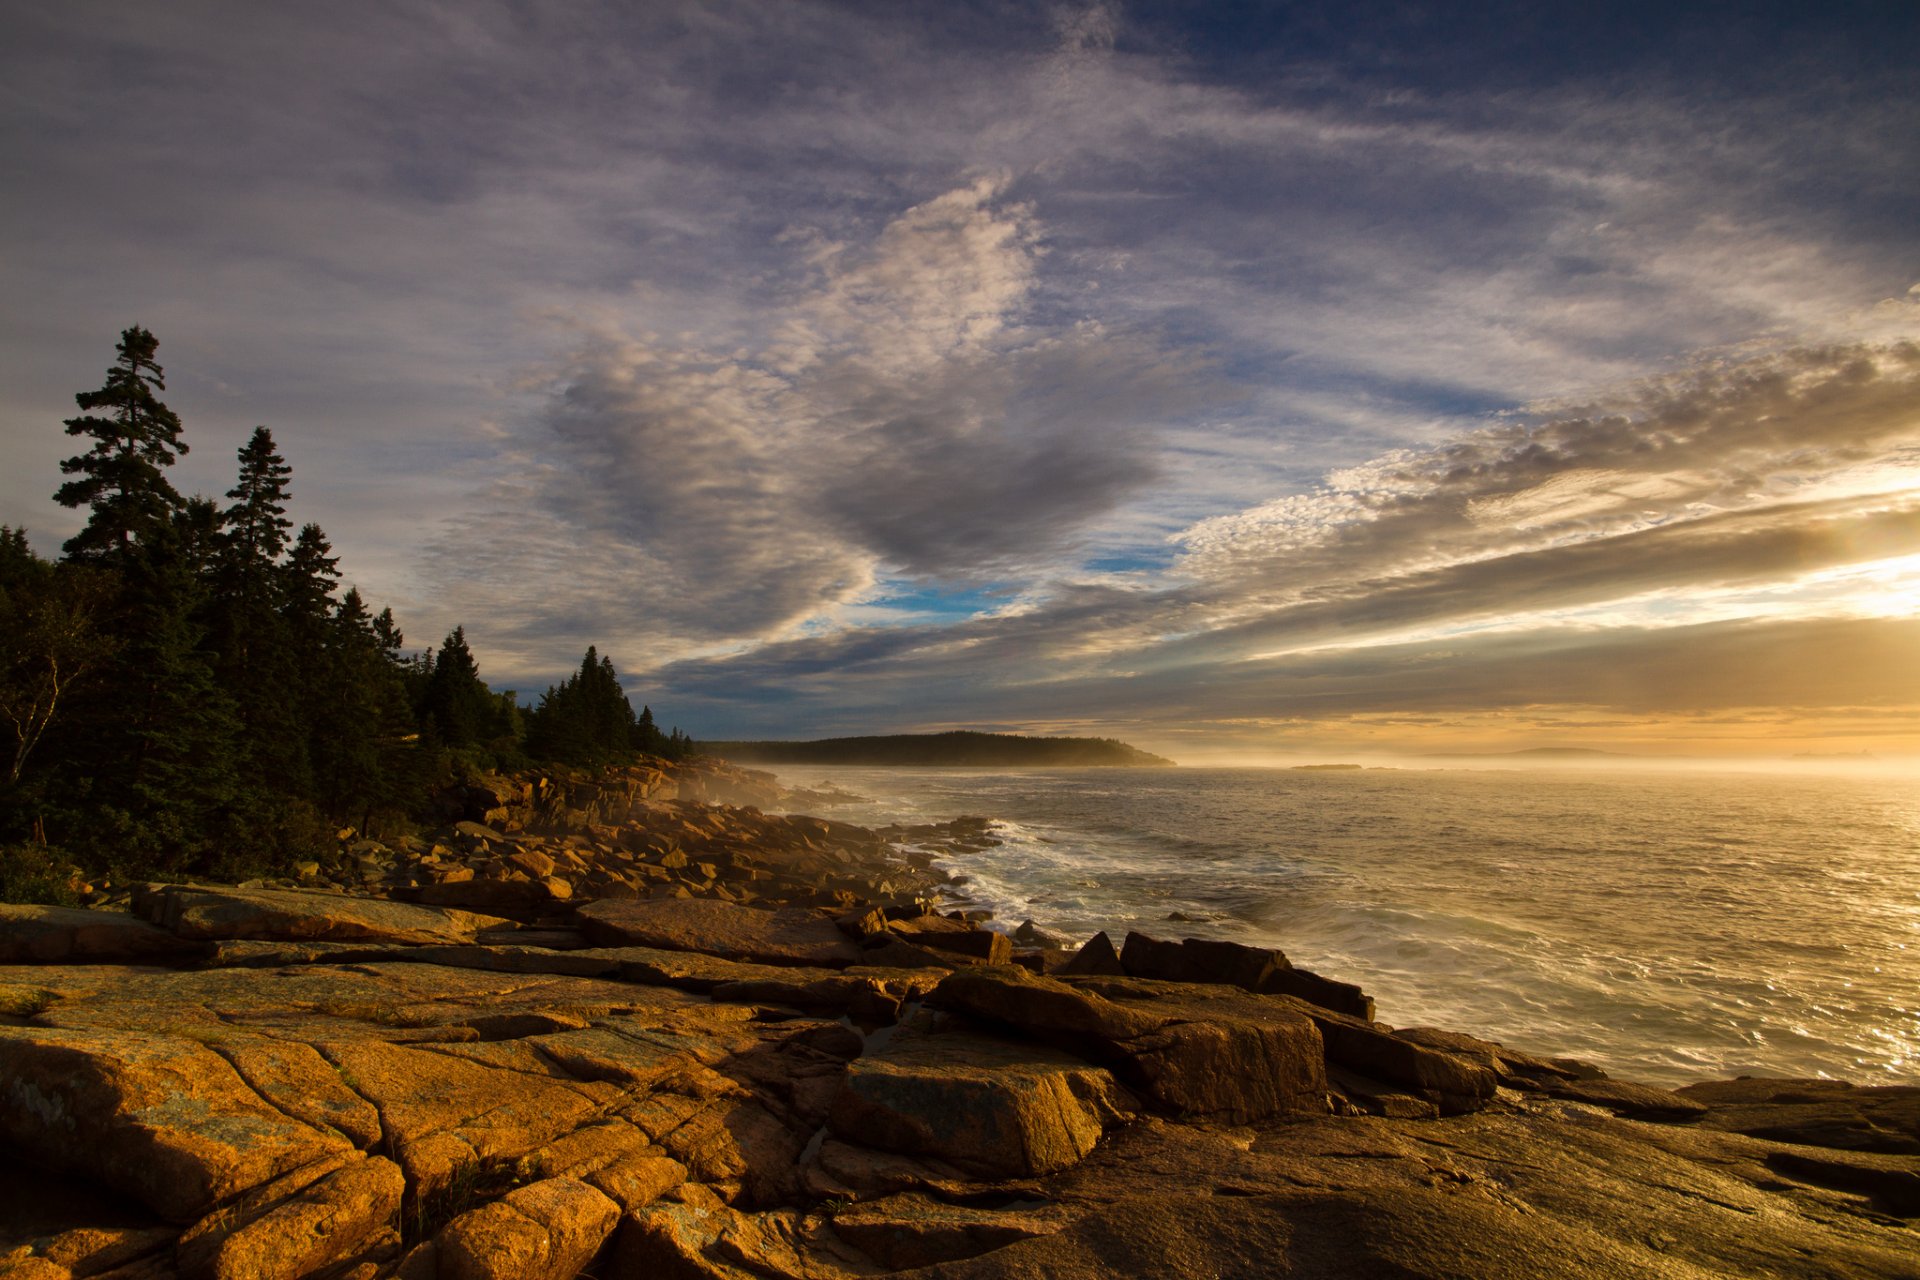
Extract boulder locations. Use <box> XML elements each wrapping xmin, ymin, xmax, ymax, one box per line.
<box><xmin>1258</xmin><ymin>967</ymin><xmax>1374</xmax><ymax>1021</ymax></box>
<box><xmin>586</xmin><ymin>1153</ymin><xmax>689</xmax><ymax>1213</ymax></box>
<box><xmin>905</xmin><ymin>929</ymin><xmax>1012</xmax><ymax>967</ymax></box>
<box><xmin>1057</xmin><ymin>931</ymin><xmax>1124</xmax><ymax>976</ymax></box>
<box><xmin>0</xmin><ymin>1025</ymin><xmax>352</xmax><ymax>1222</ymax></box>
<box><xmin>1120</xmin><ymin>931</ymin><xmax>1374</xmax><ymax>1020</ymax></box>
<box><xmin>1266</xmin><ymin>995</ymin><xmax>1497</xmax><ymax>1113</ymax></box>
<box><xmin>1121</xmin><ymin>932</ymin><xmax>1281</xmax><ymax>990</ymax></box>
<box><xmin>175</xmin><ymin>1154</ymin><xmax>404</xmax><ymax>1280</ymax></box>
<box><xmin>0</xmin><ymin>904</ymin><xmax>208</xmax><ymax>965</ymax></box>
<box><xmin>434</xmin><ymin>1177</ymin><xmax>620</xmax><ymax>1280</ymax></box>
<box><xmin>930</xmin><ymin>967</ymin><xmax>1327</xmax><ymax>1123</ymax></box>
<box><xmin>135</xmin><ymin>885</ymin><xmax>508</xmax><ymax>947</ymax></box>
<box><xmin>575</xmin><ymin>899</ymin><xmax>864</xmax><ymax>968</ymax></box>
<box><xmin>829</xmin><ymin>1027</ymin><xmax>1131</xmax><ymax>1179</ymax></box>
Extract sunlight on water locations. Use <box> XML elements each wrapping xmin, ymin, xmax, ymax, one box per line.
<box><xmin>774</xmin><ymin>764</ymin><xmax>1920</xmax><ymax>1086</ymax></box>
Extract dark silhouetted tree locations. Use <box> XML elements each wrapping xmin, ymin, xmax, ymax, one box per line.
<box><xmin>55</xmin><ymin>327</ymin><xmax>188</xmax><ymax>566</ymax></box>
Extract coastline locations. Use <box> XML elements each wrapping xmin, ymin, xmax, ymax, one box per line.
<box><xmin>2</xmin><ymin>756</ymin><xmax>1915</xmax><ymax>1278</ymax></box>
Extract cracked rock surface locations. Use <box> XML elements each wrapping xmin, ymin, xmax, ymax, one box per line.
<box><xmin>3</xmin><ymin>776</ymin><xmax>1916</xmax><ymax>1279</ymax></box>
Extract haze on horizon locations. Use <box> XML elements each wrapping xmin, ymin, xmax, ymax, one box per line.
<box><xmin>3</xmin><ymin>1</ymin><xmax>1917</xmax><ymax>763</ymax></box>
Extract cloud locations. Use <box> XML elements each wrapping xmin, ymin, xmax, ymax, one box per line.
<box><xmin>4</xmin><ymin>1</ymin><xmax>1918</xmax><ymax>749</ymax></box>
<box><xmin>425</xmin><ymin>179</ymin><xmax>1209</xmax><ymax>666</ymax></box>
<box><xmin>635</xmin><ymin>338</ymin><xmax>1920</xmax><ymax>739</ymax></box>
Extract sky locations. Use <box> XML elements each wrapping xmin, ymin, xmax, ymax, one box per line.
<box><xmin>3</xmin><ymin>0</ymin><xmax>1918</xmax><ymax>761</ymax></box>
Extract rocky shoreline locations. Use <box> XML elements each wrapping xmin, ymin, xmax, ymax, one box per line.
<box><xmin>2</xmin><ymin>759</ymin><xmax>1916</xmax><ymax>1279</ymax></box>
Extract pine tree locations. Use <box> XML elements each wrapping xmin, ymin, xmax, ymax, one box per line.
<box><xmin>55</xmin><ymin>327</ymin><xmax>188</xmax><ymax>565</ymax></box>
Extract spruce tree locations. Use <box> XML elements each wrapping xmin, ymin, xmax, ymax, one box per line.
<box><xmin>55</xmin><ymin>327</ymin><xmax>188</xmax><ymax>565</ymax></box>
<box><xmin>421</xmin><ymin>627</ymin><xmax>496</xmax><ymax>748</ymax></box>
<box><xmin>208</xmin><ymin>430</ymin><xmax>299</xmax><ymax>788</ymax></box>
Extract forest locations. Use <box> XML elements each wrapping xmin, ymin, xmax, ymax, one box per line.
<box><xmin>0</xmin><ymin>327</ymin><xmax>690</xmax><ymax>901</ymax></box>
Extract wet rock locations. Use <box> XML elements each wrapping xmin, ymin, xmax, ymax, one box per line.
<box><xmin>0</xmin><ymin>904</ymin><xmax>209</xmax><ymax>965</ymax></box>
<box><xmin>830</xmin><ymin>1026</ymin><xmax>1132</xmax><ymax>1179</ymax></box>
<box><xmin>0</xmin><ymin>1026</ymin><xmax>353</xmax><ymax>1223</ymax></box>
<box><xmin>135</xmin><ymin>885</ymin><xmax>508</xmax><ymax>947</ymax></box>
<box><xmin>576</xmin><ymin>899</ymin><xmax>864</xmax><ymax>969</ymax></box>
<box><xmin>434</xmin><ymin>1176</ymin><xmax>619</xmax><ymax>1280</ymax></box>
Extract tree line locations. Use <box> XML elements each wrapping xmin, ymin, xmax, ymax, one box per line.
<box><xmin>1</xmin><ymin>326</ymin><xmax>690</xmax><ymax>897</ymax></box>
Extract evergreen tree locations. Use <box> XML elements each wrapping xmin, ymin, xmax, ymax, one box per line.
<box><xmin>633</xmin><ymin>704</ymin><xmax>661</xmax><ymax>755</ymax></box>
<box><xmin>421</xmin><ymin>627</ymin><xmax>498</xmax><ymax>748</ymax></box>
<box><xmin>223</xmin><ymin>428</ymin><xmax>294</xmax><ymax>568</ymax></box>
<box><xmin>309</xmin><ymin>586</ymin><xmax>418</xmax><ymax>828</ymax></box>
<box><xmin>207</xmin><ymin>431</ymin><xmax>299</xmax><ymax>789</ymax></box>
<box><xmin>58</xmin><ymin>514</ymin><xmax>244</xmax><ymax>876</ymax></box>
<box><xmin>54</xmin><ymin>327</ymin><xmax>188</xmax><ymax>565</ymax></box>
<box><xmin>525</xmin><ymin>646</ymin><xmax>640</xmax><ymax>764</ymax></box>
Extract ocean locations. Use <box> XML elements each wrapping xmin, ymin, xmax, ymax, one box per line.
<box><xmin>769</xmin><ymin>763</ymin><xmax>1920</xmax><ymax>1088</ymax></box>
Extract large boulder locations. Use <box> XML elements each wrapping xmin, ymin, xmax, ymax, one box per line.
<box><xmin>575</xmin><ymin>899</ymin><xmax>864</xmax><ymax>968</ymax></box>
<box><xmin>829</xmin><ymin>1027</ymin><xmax>1132</xmax><ymax>1179</ymax></box>
<box><xmin>0</xmin><ymin>903</ymin><xmax>209</xmax><ymax>965</ymax></box>
<box><xmin>136</xmin><ymin>884</ymin><xmax>508</xmax><ymax>947</ymax></box>
<box><xmin>0</xmin><ymin>1026</ymin><xmax>353</xmax><ymax>1222</ymax></box>
<box><xmin>1266</xmin><ymin>995</ymin><xmax>1497</xmax><ymax>1114</ymax></box>
<box><xmin>929</xmin><ymin>967</ymin><xmax>1327</xmax><ymax>1123</ymax></box>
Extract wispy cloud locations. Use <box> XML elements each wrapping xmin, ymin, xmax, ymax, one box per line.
<box><xmin>2</xmin><ymin>2</ymin><xmax>1917</xmax><ymax>748</ymax></box>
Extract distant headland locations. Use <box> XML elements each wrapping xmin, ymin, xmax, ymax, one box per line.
<box><xmin>699</xmin><ymin>730</ymin><xmax>1175</xmax><ymax>767</ymax></box>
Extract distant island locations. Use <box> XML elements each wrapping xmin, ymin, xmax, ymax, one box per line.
<box><xmin>699</xmin><ymin>731</ymin><xmax>1175</xmax><ymax>768</ymax></box>
<box><xmin>1420</xmin><ymin>747</ymin><xmax>1631</xmax><ymax>760</ymax></box>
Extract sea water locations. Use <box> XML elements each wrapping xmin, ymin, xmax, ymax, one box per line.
<box><xmin>770</xmin><ymin>764</ymin><xmax>1920</xmax><ymax>1087</ymax></box>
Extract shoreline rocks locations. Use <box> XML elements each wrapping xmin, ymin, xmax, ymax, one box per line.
<box><xmin>3</xmin><ymin>758</ymin><xmax>1917</xmax><ymax>1279</ymax></box>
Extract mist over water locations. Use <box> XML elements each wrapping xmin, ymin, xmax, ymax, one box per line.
<box><xmin>774</xmin><ymin>765</ymin><xmax>1920</xmax><ymax>1087</ymax></box>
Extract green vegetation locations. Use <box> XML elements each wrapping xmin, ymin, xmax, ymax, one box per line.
<box><xmin>701</xmin><ymin>730</ymin><xmax>1174</xmax><ymax>768</ymax></box>
<box><xmin>0</xmin><ymin>326</ymin><xmax>695</xmax><ymax>896</ymax></box>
